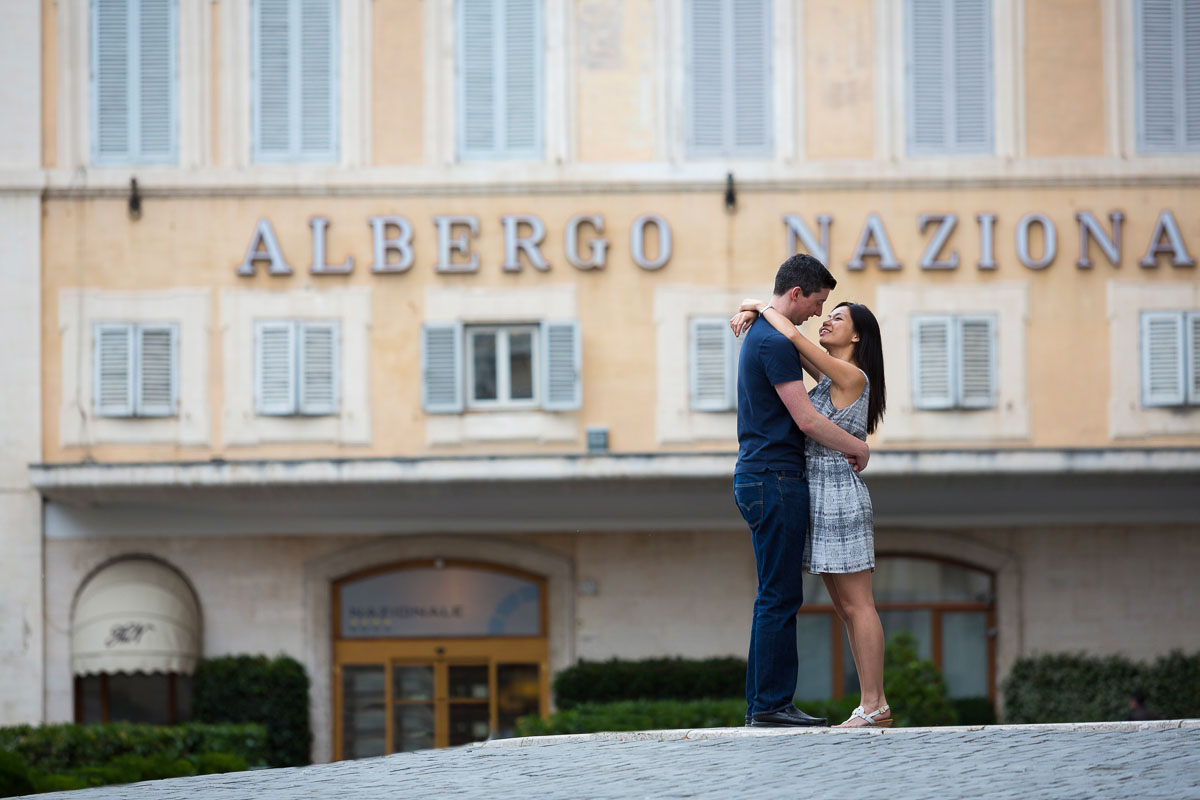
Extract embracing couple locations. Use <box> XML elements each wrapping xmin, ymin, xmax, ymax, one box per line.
<box><xmin>731</xmin><ymin>253</ymin><xmax>890</xmax><ymax>729</ymax></box>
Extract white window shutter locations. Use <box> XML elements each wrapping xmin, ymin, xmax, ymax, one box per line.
<box><xmin>1185</xmin><ymin>0</ymin><xmax>1200</xmax><ymax>148</ymax></box>
<box><xmin>95</xmin><ymin>323</ymin><xmax>135</xmax><ymax>417</ymax></box>
<box><xmin>911</xmin><ymin>315</ymin><xmax>955</xmax><ymax>410</ymax></box>
<box><xmin>136</xmin><ymin>324</ymin><xmax>178</xmax><ymax>417</ymax></box>
<box><xmin>299</xmin><ymin>321</ymin><xmax>339</xmax><ymax>415</ymax></box>
<box><xmin>957</xmin><ymin>316</ymin><xmax>996</xmax><ymax>409</ymax></box>
<box><xmin>422</xmin><ymin>322</ymin><xmax>464</xmax><ymax>413</ymax></box>
<box><xmin>1141</xmin><ymin>311</ymin><xmax>1185</xmax><ymax>407</ymax></box>
<box><xmin>503</xmin><ymin>0</ymin><xmax>540</xmax><ymax>155</ymax></box>
<box><xmin>908</xmin><ymin>0</ymin><xmax>947</xmax><ymax>152</ymax></box>
<box><xmin>1189</xmin><ymin>312</ymin><xmax>1200</xmax><ymax>404</ymax></box>
<box><xmin>541</xmin><ymin>320</ymin><xmax>582</xmax><ymax>411</ymax></box>
<box><xmin>299</xmin><ymin>0</ymin><xmax>337</xmax><ymax>157</ymax></box>
<box><xmin>459</xmin><ymin>0</ymin><xmax>496</xmax><ymax>158</ymax></box>
<box><xmin>951</xmin><ymin>0</ymin><xmax>992</xmax><ymax>152</ymax></box>
<box><xmin>256</xmin><ymin>321</ymin><xmax>297</xmax><ymax>415</ymax></box>
<box><xmin>1137</xmin><ymin>0</ymin><xmax>1180</xmax><ymax>151</ymax></box>
<box><xmin>137</xmin><ymin>0</ymin><xmax>176</xmax><ymax>159</ymax></box>
<box><xmin>690</xmin><ymin>318</ymin><xmax>733</xmax><ymax>411</ymax></box>
<box><xmin>94</xmin><ymin>0</ymin><xmax>131</xmax><ymax>160</ymax></box>
<box><xmin>254</xmin><ymin>0</ymin><xmax>337</xmax><ymax>162</ymax></box>
<box><xmin>731</xmin><ymin>0</ymin><xmax>771</xmax><ymax>153</ymax></box>
<box><xmin>686</xmin><ymin>0</ymin><xmax>725</xmax><ymax>154</ymax></box>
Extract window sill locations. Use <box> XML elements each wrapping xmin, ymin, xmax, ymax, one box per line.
<box><xmin>426</xmin><ymin>411</ymin><xmax>578</xmax><ymax>446</ymax></box>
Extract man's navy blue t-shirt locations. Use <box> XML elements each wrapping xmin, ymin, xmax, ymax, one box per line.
<box><xmin>735</xmin><ymin>316</ymin><xmax>809</xmax><ymax>474</ymax></box>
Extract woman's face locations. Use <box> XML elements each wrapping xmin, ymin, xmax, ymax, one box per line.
<box><xmin>817</xmin><ymin>306</ymin><xmax>859</xmax><ymax>348</ymax></box>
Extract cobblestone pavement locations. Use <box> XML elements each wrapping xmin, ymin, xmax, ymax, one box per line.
<box><xmin>23</xmin><ymin>721</ymin><xmax>1200</xmax><ymax>800</ymax></box>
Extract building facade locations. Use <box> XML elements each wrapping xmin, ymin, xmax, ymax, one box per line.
<box><xmin>1</xmin><ymin>0</ymin><xmax>1199</xmax><ymax>762</ymax></box>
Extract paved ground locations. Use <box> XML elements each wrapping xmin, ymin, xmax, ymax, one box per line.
<box><xmin>23</xmin><ymin>720</ymin><xmax>1200</xmax><ymax>800</ymax></box>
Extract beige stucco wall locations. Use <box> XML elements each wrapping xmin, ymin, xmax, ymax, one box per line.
<box><xmin>1025</xmin><ymin>0</ymin><xmax>1107</xmax><ymax>158</ymax></box>
<box><xmin>371</xmin><ymin>0</ymin><xmax>424</xmax><ymax>166</ymax></box>
<box><xmin>40</xmin><ymin>188</ymin><xmax>1200</xmax><ymax>463</ymax></box>
<box><xmin>804</xmin><ymin>0</ymin><xmax>875</xmax><ymax>160</ymax></box>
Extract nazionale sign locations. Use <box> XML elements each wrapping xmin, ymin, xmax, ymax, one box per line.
<box><xmin>236</xmin><ymin>209</ymin><xmax>1196</xmax><ymax>276</ymax></box>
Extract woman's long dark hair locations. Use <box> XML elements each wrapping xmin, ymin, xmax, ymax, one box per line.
<box><xmin>835</xmin><ymin>301</ymin><xmax>886</xmax><ymax>435</ymax></box>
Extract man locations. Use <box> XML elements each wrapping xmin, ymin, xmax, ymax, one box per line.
<box><xmin>734</xmin><ymin>253</ymin><xmax>870</xmax><ymax>727</ymax></box>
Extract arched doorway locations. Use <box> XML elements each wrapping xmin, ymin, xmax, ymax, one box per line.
<box><xmin>332</xmin><ymin>560</ymin><xmax>549</xmax><ymax>758</ymax></box>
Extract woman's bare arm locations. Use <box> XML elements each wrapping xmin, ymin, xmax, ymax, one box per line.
<box><xmin>747</xmin><ymin>301</ymin><xmax>866</xmax><ymax>396</ymax></box>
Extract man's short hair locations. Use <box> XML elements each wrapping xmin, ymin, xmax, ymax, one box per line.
<box><xmin>774</xmin><ymin>253</ymin><xmax>837</xmax><ymax>296</ymax></box>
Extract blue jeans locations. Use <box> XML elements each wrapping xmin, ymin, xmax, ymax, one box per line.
<box><xmin>734</xmin><ymin>469</ymin><xmax>808</xmax><ymax>715</ymax></box>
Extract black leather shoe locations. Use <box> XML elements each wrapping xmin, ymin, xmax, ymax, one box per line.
<box><xmin>749</xmin><ymin>706</ymin><xmax>828</xmax><ymax>728</ymax></box>
<box><xmin>744</xmin><ymin>714</ymin><xmax>752</xmax><ymax>727</ymax></box>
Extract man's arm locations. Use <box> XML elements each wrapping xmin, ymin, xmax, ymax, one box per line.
<box><xmin>775</xmin><ymin>380</ymin><xmax>870</xmax><ymax>472</ymax></box>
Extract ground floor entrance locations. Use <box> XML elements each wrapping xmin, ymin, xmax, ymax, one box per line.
<box><xmin>332</xmin><ymin>561</ymin><xmax>549</xmax><ymax>758</ymax></box>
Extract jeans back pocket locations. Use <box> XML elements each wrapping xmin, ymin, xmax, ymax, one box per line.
<box><xmin>733</xmin><ymin>480</ymin><xmax>764</xmax><ymax>526</ymax></box>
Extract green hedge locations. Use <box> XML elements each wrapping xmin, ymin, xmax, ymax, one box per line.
<box><xmin>552</xmin><ymin>657</ymin><xmax>747</xmax><ymax>710</ymax></box>
<box><xmin>0</xmin><ymin>723</ymin><xmax>261</xmax><ymax>797</ymax></box>
<box><xmin>0</xmin><ymin>722</ymin><xmax>266</xmax><ymax>773</ymax></box>
<box><xmin>193</xmin><ymin>655</ymin><xmax>312</xmax><ymax>767</ymax></box>
<box><xmin>1003</xmin><ymin>649</ymin><xmax>1200</xmax><ymax>723</ymax></box>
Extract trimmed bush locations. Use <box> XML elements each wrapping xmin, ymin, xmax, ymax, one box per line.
<box><xmin>883</xmin><ymin>632</ymin><xmax>958</xmax><ymax>727</ymax></box>
<box><xmin>552</xmin><ymin>658</ymin><xmax>746</xmax><ymax>710</ymax></box>
<box><xmin>193</xmin><ymin>655</ymin><xmax>312</xmax><ymax>767</ymax></box>
<box><xmin>0</xmin><ymin>750</ymin><xmax>34</xmax><ymax>798</ymax></box>
<box><xmin>0</xmin><ymin>722</ymin><xmax>267</xmax><ymax>773</ymax></box>
<box><xmin>1003</xmin><ymin>649</ymin><xmax>1200</xmax><ymax>723</ymax></box>
<box><xmin>952</xmin><ymin>697</ymin><xmax>997</xmax><ymax>726</ymax></box>
<box><xmin>514</xmin><ymin>699</ymin><xmax>748</xmax><ymax>736</ymax></box>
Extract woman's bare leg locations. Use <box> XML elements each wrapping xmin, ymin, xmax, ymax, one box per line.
<box><xmin>828</xmin><ymin>570</ymin><xmax>889</xmax><ymax>726</ymax></box>
<box><xmin>822</xmin><ymin>574</ymin><xmax>863</xmax><ymax>701</ymax></box>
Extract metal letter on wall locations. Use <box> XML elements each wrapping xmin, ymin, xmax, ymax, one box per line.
<box><xmin>1016</xmin><ymin>213</ymin><xmax>1057</xmax><ymax>270</ymax></box>
<box><xmin>309</xmin><ymin>217</ymin><xmax>354</xmax><ymax>274</ymax></box>
<box><xmin>501</xmin><ymin>214</ymin><xmax>551</xmax><ymax>272</ymax></box>
<box><xmin>565</xmin><ymin>214</ymin><xmax>609</xmax><ymax>270</ymax></box>
<box><xmin>918</xmin><ymin>214</ymin><xmax>960</xmax><ymax>270</ymax></box>
<box><xmin>1075</xmin><ymin>211</ymin><xmax>1123</xmax><ymax>269</ymax></box>
<box><xmin>237</xmin><ymin>219</ymin><xmax>293</xmax><ymax>276</ymax></box>
<box><xmin>783</xmin><ymin>214</ymin><xmax>832</xmax><ymax>265</ymax></box>
<box><xmin>434</xmin><ymin>215</ymin><xmax>481</xmax><ymax>273</ymax></box>
<box><xmin>369</xmin><ymin>215</ymin><xmax>415</xmax><ymax>273</ymax></box>
<box><xmin>631</xmin><ymin>214</ymin><xmax>672</xmax><ymax>270</ymax></box>
<box><xmin>846</xmin><ymin>214</ymin><xmax>901</xmax><ymax>271</ymax></box>
<box><xmin>1139</xmin><ymin>210</ymin><xmax>1197</xmax><ymax>268</ymax></box>
<box><xmin>976</xmin><ymin>213</ymin><xmax>998</xmax><ymax>270</ymax></box>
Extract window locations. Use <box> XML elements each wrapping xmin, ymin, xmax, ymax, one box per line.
<box><xmin>91</xmin><ymin>0</ymin><xmax>178</xmax><ymax>164</ymax></box>
<box><xmin>1136</xmin><ymin>0</ymin><xmax>1200</xmax><ymax>153</ymax></box>
<box><xmin>94</xmin><ymin>323</ymin><xmax>179</xmax><ymax>417</ymax></box>
<box><xmin>76</xmin><ymin>673</ymin><xmax>192</xmax><ymax>725</ymax></box>
<box><xmin>905</xmin><ymin>0</ymin><xmax>993</xmax><ymax>155</ymax></box>
<box><xmin>910</xmin><ymin>314</ymin><xmax>996</xmax><ymax>410</ymax></box>
<box><xmin>1141</xmin><ymin>310</ymin><xmax>1200</xmax><ymax>407</ymax></box>
<box><xmin>457</xmin><ymin>0</ymin><xmax>543</xmax><ymax>161</ymax></box>
<box><xmin>685</xmin><ymin>0</ymin><xmax>772</xmax><ymax>158</ymax></box>
<box><xmin>795</xmin><ymin>556</ymin><xmax>995</xmax><ymax>703</ymax></box>
<box><xmin>254</xmin><ymin>320</ymin><xmax>340</xmax><ymax>416</ymax></box>
<box><xmin>689</xmin><ymin>317</ymin><xmax>744</xmax><ymax>412</ymax></box>
<box><xmin>252</xmin><ymin>0</ymin><xmax>339</xmax><ymax>163</ymax></box>
<box><xmin>421</xmin><ymin>320</ymin><xmax>581</xmax><ymax>413</ymax></box>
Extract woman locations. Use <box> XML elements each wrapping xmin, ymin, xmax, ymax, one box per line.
<box><xmin>730</xmin><ymin>299</ymin><xmax>890</xmax><ymax>728</ymax></box>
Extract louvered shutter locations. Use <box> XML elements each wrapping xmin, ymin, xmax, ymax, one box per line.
<box><xmin>541</xmin><ymin>319</ymin><xmax>582</xmax><ymax>411</ymax></box>
<box><xmin>95</xmin><ymin>323</ymin><xmax>135</xmax><ymax>417</ymax></box>
<box><xmin>459</xmin><ymin>0</ymin><xmax>541</xmax><ymax>160</ymax></box>
<box><xmin>299</xmin><ymin>321</ymin><xmax>339</xmax><ymax>415</ymax></box>
<box><xmin>687</xmin><ymin>0</ymin><xmax>725</xmax><ymax>153</ymax></box>
<box><xmin>1141</xmin><ymin>311</ymin><xmax>1186</xmax><ymax>407</ymax></box>
<box><xmin>137</xmin><ymin>324</ymin><xmax>177</xmax><ymax>417</ymax></box>
<box><xmin>1138</xmin><ymin>0</ymin><xmax>1180</xmax><ymax>151</ymax></box>
<box><xmin>93</xmin><ymin>0</ymin><xmax>177</xmax><ymax>163</ymax></box>
<box><xmin>957</xmin><ymin>316</ymin><xmax>996</xmax><ymax>408</ymax></box>
<box><xmin>687</xmin><ymin>0</ymin><xmax>771</xmax><ymax>156</ymax></box>
<box><xmin>911</xmin><ymin>316</ymin><xmax>955</xmax><ymax>409</ymax></box>
<box><xmin>422</xmin><ymin>322</ymin><xmax>464</xmax><ymax>413</ymax></box>
<box><xmin>908</xmin><ymin>0</ymin><xmax>992</xmax><ymax>155</ymax></box>
<box><xmin>256</xmin><ymin>321</ymin><xmax>297</xmax><ymax>415</ymax></box>
<box><xmin>1189</xmin><ymin>312</ymin><xmax>1200</xmax><ymax>404</ymax></box>
<box><xmin>1186</xmin><ymin>1</ymin><xmax>1200</xmax><ymax>147</ymax></box>
<box><xmin>254</xmin><ymin>0</ymin><xmax>338</xmax><ymax>162</ymax></box>
<box><xmin>690</xmin><ymin>318</ymin><xmax>733</xmax><ymax>411</ymax></box>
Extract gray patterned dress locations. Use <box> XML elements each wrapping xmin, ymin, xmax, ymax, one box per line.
<box><xmin>804</xmin><ymin>373</ymin><xmax>875</xmax><ymax>574</ymax></box>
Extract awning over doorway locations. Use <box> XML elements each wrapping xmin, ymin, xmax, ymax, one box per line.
<box><xmin>71</xmin><ymin>558</ymin><xmax>201</xmax><ymax>676</ymax></box>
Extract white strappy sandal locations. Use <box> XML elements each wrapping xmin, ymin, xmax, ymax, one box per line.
<box><xmin>837</xmin><ymin>704</ymin><xmax>893</xmax><ymax>728</ymax></box>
